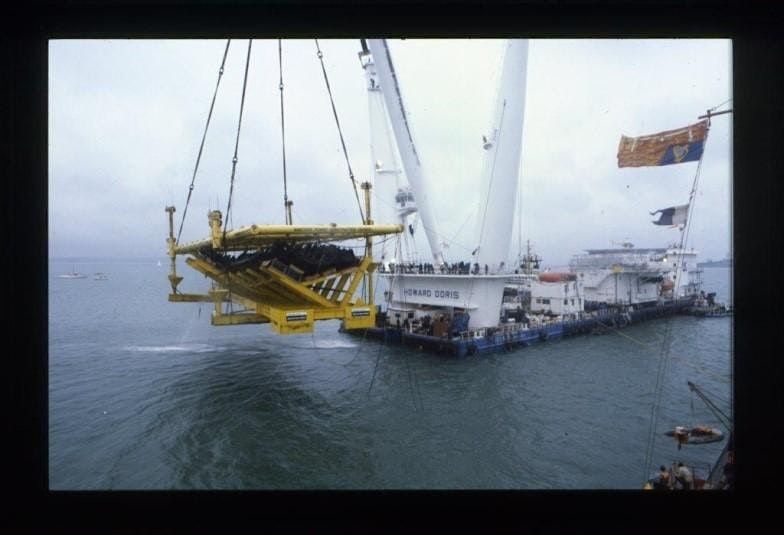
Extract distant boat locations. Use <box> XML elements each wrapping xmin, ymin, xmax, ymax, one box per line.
<box><xmin>93</xmin><ymin>272</ymin><xmax>108</xmax><ymax>280</ymax></box>
<box><xmin>665</xmin><ymin>425</ymin><xmax>724</xmax><ymax>447</ymax></box>
<box><xmin>157</xmin><ymin>260</ymin><xmax>162</xmax><ymax>267</ymax></box>
<box><xmin>697</xmin><ymin>257</ymin><xmax>732</xmax><ymax>268</ymax></box>
<box><xmin>57</xmin><ymin>265</ymin><xmax>87</xmax><ymax>279</ymax></box>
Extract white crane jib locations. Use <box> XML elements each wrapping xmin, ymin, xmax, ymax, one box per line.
<box><xmin>365</xmin><ymin>39</ymin><xmax>445</xmax><ymax>267</ymax></box>
<box><xmin>359</xmin><ymin>40</ymin><xmax>413</xmax><ymax>266</ymax></box>
<box><xmin>474</xmin><ymin>39</ymin><xmax>529</xmax><ymax>274</ymax></box>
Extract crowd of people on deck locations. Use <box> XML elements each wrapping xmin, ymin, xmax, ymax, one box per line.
<box><xmin>649</xmin><ymin>463</ymin><xmax>695</xmax><ymax>490</ymax></box>
<box><xmin>378</xmin><ymin>261</ymin><xmax>492</xmax><ymax>275</ymax></box>
<box><xmin>646</xmin><ymin>443</ymin><xmax>734</xmax><ymax>491</ymax></box>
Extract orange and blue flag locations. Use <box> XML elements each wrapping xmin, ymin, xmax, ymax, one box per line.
<box><xmin>617</xmin><ymin>120</ymin><xmax>709</xmax><ymax>168</ymax></box>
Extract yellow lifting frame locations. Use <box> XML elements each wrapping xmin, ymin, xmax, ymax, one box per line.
<box><xmin>165</xmin><ymin>182</ymin><xmax>401</xmax><ymax>334</ymax></box>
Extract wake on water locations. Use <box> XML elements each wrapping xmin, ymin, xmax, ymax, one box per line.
<box><xmin>124</xmin><ymin>343</ymin><xmax>222</xmax><ymax>354</ymax></box>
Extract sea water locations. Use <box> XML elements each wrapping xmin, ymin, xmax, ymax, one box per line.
<box><xmin>48</xmin><ymin>259</ymin><xmax>732</xmax><ymax>489</ymax></box>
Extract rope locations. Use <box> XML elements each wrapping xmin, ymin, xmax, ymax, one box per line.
<box><xmin>642</xmin><ymin>316</ymin><xmax>675</xmax><ymax>483</ymax></box>
<box><xmin>595</xmin><ymin>319</ymin><xmax>655</xmax><ymax>348</ymax></box>
<box><xmin>690</xmin><ymin>383</ymin><xmax>731</xmax><ymax>406</ymax></box>
<box><xmin>176</xmin><ymin>39</ymin><xmax>231</xmax><ymax>245</ymax></box>
<box><xmin>517</xmin><ymin>159</ymin><xmax>523</xmax><ymax>262</ymax></box>
<box><xmin>475</xmin><ymin>99</ymin><xmax>507</xmax><ymax>264</ymax></box>
<box><xmin>377</xmin><ymin>233</ymin><xmax>426</xmax><ymax>411</ymax></box>
<box><xmin>669</xmin><ymin>353</ymin><xmax>731</xmax><ymax>385</ymax></box>
<box><xmin>314</xmin><ymin>39</ymin><xmax>366</xmax><ymax>224</ymax></box>
<box><xmin>278</xmin><ymin>40</ymin><xmax>291</xmax><ymax>224</ymax></box>
<box><xmin>709</xmin><ymin>98</ymin><xmax>732</xmax><ymax>113</ymax></box>
<box><xmin>673</xmin><ymin>120</ymin><xmax>710</xmax><ymax>295</ymax></box>
<box><xmin>367</xmin><ymin>253</ymin><xmax>396</xmax><ymax>396</ymax></box>
<box><xmin>690</xmin><ymin>391</ymin><xmax>695</xmax><ymax>425</ymax></box>
<box><xmin>689</xmin><ymin>382</ymin><xmax>732</xmax><ymax>430</ymax></box>
<box><xmin>368</xmin><ymin>188</ymin><xmax>475</xmax><ymax>257</ymax></box>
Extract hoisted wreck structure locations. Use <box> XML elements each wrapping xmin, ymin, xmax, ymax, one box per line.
<box><xmin>165</xmin><ymin>39</ymin><xmax>402</xmax><ymax>334</ymax></box>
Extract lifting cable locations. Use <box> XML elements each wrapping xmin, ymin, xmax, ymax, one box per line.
<box><xmin>176</xmin><ymin>40</ymin><xmax>232</xmax><ymax>245</ymax></box>
<box><xmin>314</xmin><ymin>39</ymin><xmax>366</xmax><ymax>224</ymax></box>
<box><xmin>222</xmin><ymin>39</ymin><xmax>253</xmax><ymax>310</ymax></box>
<box><xmin>278</xmin><ymin>40</ymin><xmax>291</xmax><ymax>224</ymax></box>
<box><xmin>223</xmin><ymin>39</ymin><xmax>253</xmax><ymax>247</ymax></box>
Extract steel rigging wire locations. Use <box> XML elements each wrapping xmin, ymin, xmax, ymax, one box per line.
<box><xmin>314</xmin><ymin>39</ymin><xmax>366</xmax><ymax>225</ymax></box>
<box><xmin>176</xmin><ymin>40</ymin><xmax>232</xmax><ymax>245</ymax></box>
<box><xmin>278</xmin><ymin>39</ymin><xmax>292</xmax><ymax>225</ymax></box>
<box><xmin>222</xmin><ymin>39</ymin><xmax>253</xmax><ymax>246</ymax></box>
<box><xmin>220</xmin><ymin>40</ymin><xmax>253</xmax><ymax>312</ymax></box>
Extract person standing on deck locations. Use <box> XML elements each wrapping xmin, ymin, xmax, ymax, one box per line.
<box><xmin>675</xmin><ymin>462</ymin><xmax>693</xmax><ymax>490</ymax></box>
<box><xmin>652</xmin><ymin>465</ymin><xmax>672</xmax><ymax>490</ymax></box>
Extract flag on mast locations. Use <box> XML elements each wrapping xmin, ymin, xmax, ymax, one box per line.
<box><xmin>617</xmin><ymin>120</ymin><xmax>709</xmax><ymax>167</ymax></box>
<box><xmin>650</xmin><ymin>204</ymin><xmax>689</xmax><ymax>226</ymax></box>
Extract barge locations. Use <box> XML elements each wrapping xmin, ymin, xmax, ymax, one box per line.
<box><xmin>343</xmin><ymin>296</ymin><xmax>696</xmax><ymax>357</ymax></box>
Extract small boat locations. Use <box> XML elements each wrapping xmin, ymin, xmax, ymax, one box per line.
<box><xmin>687</xmin><ymin>292</ymin><xmax>733</xmax><ymax>317</ymax></box>
<box><xmin>93</xmin><ymin>272</ymin><xmax>108</xmax><ymax>280</ymax></box>
<box><xmin>537</xmin><ymin>272</ymin><xmax>577</xmax><ymax>283</ymax></box>
<box><xmin>57</xmin><ymin>265</ymin><xmax>87</xmax><ymax>279</ymax></box>
<box><xmin>665</xmin><ymin>425</ymin><xmax>724</xmax><ymax>447</ymax></box>
<box><xmin>687</xmin><ymin>305</ymin><xmax>733</xmax><ymax>317</ymax></box>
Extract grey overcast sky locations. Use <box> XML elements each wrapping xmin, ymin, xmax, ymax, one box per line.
<box><xmin>49</xmin><ymin>39</ymin><xmax>731</xmax><ymax>266</ymax></box>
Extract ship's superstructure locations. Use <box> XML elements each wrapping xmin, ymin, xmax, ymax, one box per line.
<box><xmin>568</xmin><ymin>244</ymin><xmax>701</xmax><ymax>307</ymax></box>
<box><xmin>504</xmin><ymin>242</ymin><xmax>585</xmax><ymax>318</ymax></box>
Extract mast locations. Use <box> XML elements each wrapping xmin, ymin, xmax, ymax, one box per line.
<box><xmin>474</xmin><ymin>40</ymin><xmax>529</xmax><ymax>274</ymax></box>
<box><xmin>365</xmin><ymin>39</ymin><xmax>445</xmax><ymax>267</ymax></box>
<box><xmin>672</xmin><ymin>107</ymin><xmax>731</xmax><ymax>298</ymax></box>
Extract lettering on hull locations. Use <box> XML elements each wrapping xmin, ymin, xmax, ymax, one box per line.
<box><xmin>403</xmin><ymin>288</ymin><xmax>460</xmax><ymax>299</ymax></box>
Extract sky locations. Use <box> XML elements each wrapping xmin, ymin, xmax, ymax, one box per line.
<box><xmin>49</xmin><ymin>39</ymin><xmax>732</xmax><ymax>267</ymax></box>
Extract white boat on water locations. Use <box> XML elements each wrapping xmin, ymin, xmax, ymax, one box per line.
<box><xmin>58</xmin><ymin>266</ymin><xmax>87</xmax><ymax>279</ymax></box>
<box><xmin>93</xmin><ymin>272</ymin><xmax>108</xmax><ymax>280</ymax></box>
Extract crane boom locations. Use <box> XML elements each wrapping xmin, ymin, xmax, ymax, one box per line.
<box><xmin>366</xmin><ymin>39</ymin><xmax>445</xmax><ymax>266</ymax></box>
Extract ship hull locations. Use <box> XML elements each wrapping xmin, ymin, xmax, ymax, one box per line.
<box><xmin>343</xmin><ymin>298</ymin><xmax>695</xmax><ymax>357</ymax></box>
